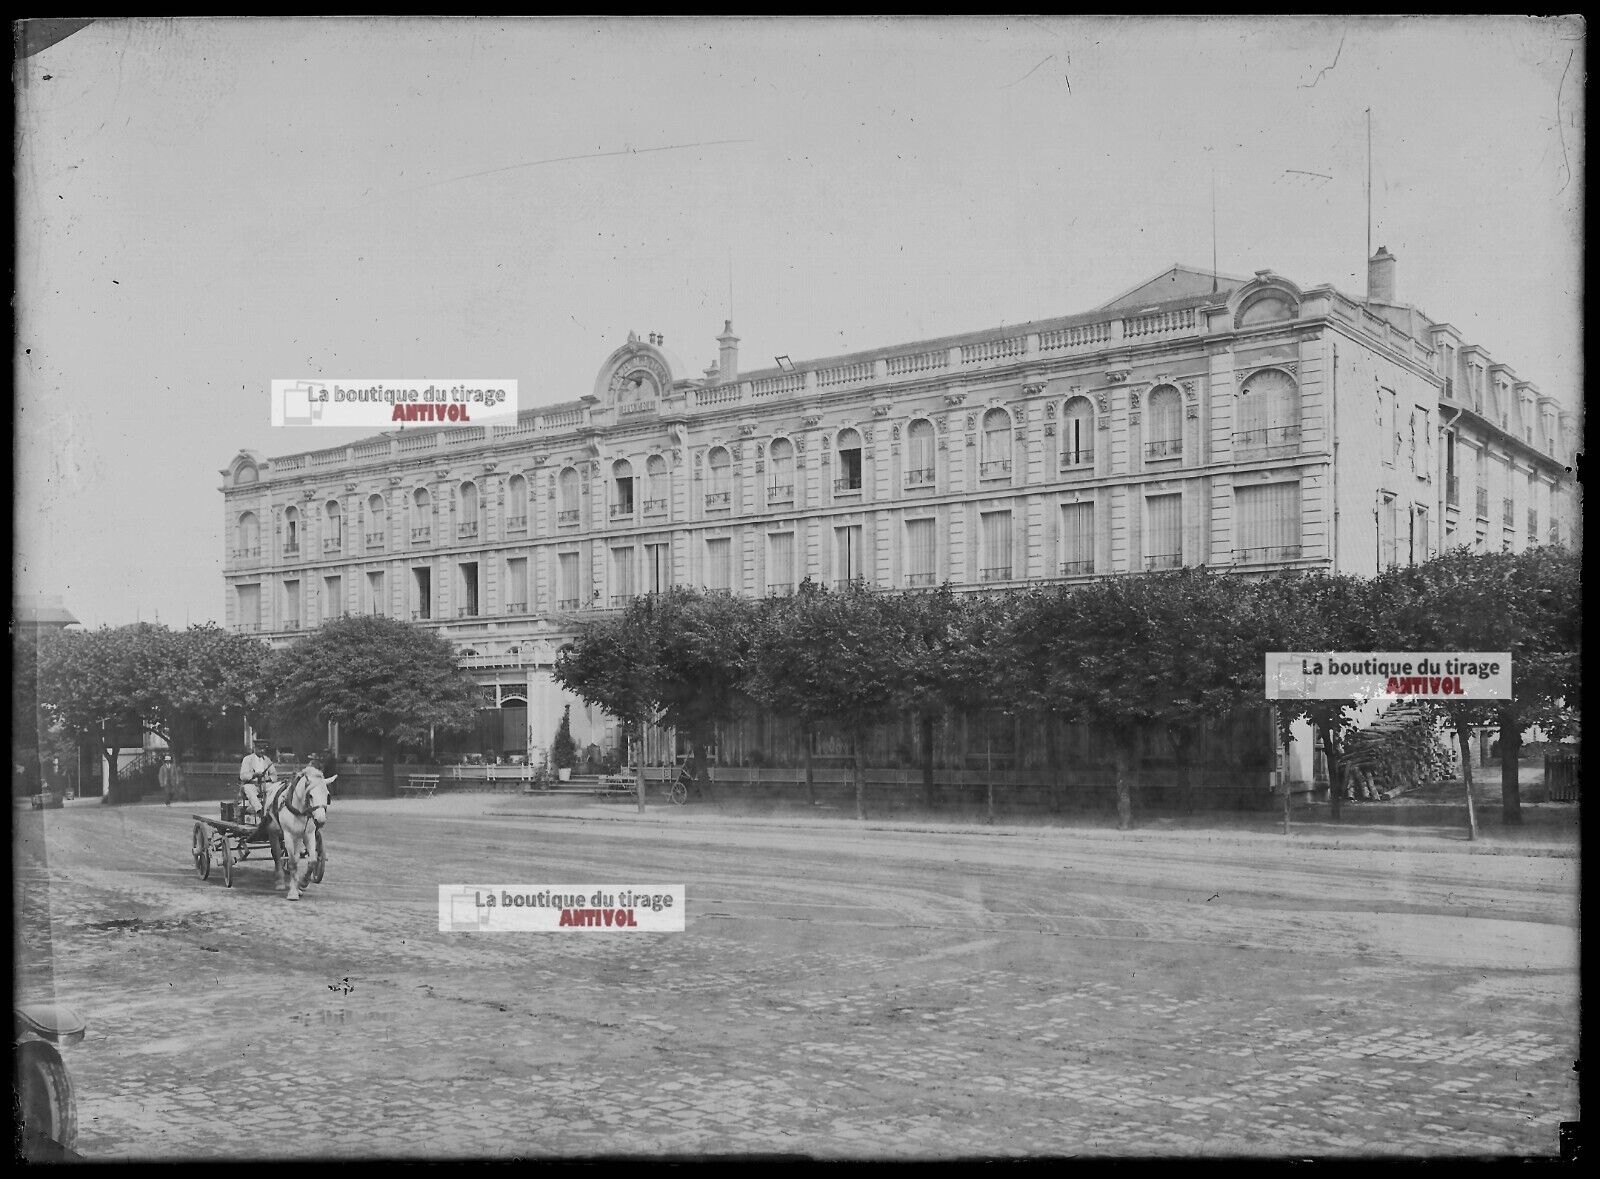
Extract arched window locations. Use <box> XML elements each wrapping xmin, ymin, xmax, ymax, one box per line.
<box><xmin>324</xmin><ymin>501</ymin><xmax>342</xmax><ymax>550</ymax></box>
<box><xmin>612</xmin><ymin>459</ymin><xmax>634</xmax><ymax>517</ymax></box>
<box><xmin>458</xmin><ymin>481</ymin><xmax>479</xmax><ymax>539</ymax></box>
<box><xmin>283</xmin><ymin>507</ymin><xmax>299</xmax><ymax>553</ymax></box>
<box><xmin>411</xmin><ymin>488</ymin><xmax>431</xmax><ymax>543</ymax></box>
<box><xmin>835</xmin><ymin>429</ymin><xmax>862</xmax><ymax>493</ymax></box>
<box><xmin>1146</xmin><ymin>385</ymin><xmax>1182</xmax><ymax>459</ymax></box>
<box><xmin>906</xmin><ymin>420</ymin><xmax>935</xmax><ymax>486</ymax></box>
<box><xmin>644</xmin><ymin>454</ymin><xmax>668</xmax><ymax>514</ymax></box>
<box><xmin>367</xmin><ymin>494</ymin><xmax>386</xmax><ymax>547</ymax></box>
<box><xmin>235</xmin><ymin>462</ymin><xmax>258</xmax><ymax>486</ymax></box>
<box><xmin>1236</xmin><ymin>370</ymin><xmax>1300</xmax><ymax>448</ymax></box>
<box><xmin>706</xmin><ymin>447</ymin><xmax>731</xmax><ymax>508</ymax></box>
<box><xmin>1061</xmin><ymin>398</ymin><xmax>1094</xmax><ymax>468</ymax></box>
<box><xmin>235</xmin><ymin>512</ymin><xmax>259</xmax><ymax>559</ymax></box>
<box><xmin>768</xmin><ymin>438</ymin><xmax>794</xmax><ymax>501</ymax></box>
<box><xmin>558</xmin><ymin>468</ymin><xmax>580</xmax><ymax>524</ymax></box>
<box><xmin>506</xmin><ymin>474</ymin><xmax>527</xmax><ymax>532</ymax></box>
<box><xmin>980</xmin><ymin>409</ymin><xmax>1012</xmax><ymax>478</ymax></box>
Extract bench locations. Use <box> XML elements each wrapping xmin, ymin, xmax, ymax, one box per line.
<box><xmin>401</xmin><ymin>775</ymin><xmax>440</xmax><ymax>798</ymax></box>
<box><xmin>597</xmin><ymin>774</ymin><xmax>635</xmax><ymax>794</ymax></box>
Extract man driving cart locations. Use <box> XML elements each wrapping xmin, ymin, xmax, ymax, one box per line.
<box><xmin>237</xmin><ymin>741</ymin><xmax>278</xmax><ymax>827</ymax></box>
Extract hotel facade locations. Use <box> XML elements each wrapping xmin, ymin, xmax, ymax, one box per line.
<box><xmin>221</xmin><ymin>251</ymin><xmax>1581</xmax><ymax>769</ymax></box>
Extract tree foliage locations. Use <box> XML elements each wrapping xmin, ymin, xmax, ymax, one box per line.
<box><xmin>269</xmin><ymin>615</ymin><xmax>481</xmax><ymax>791</ymax></box>
<box><xmin>747</xmin><ymin>581</ymin><xmax>905</xmax><ymax>819</ymax></box>
<box><xmin>36</xmin><ymin>622</ymin><xmax>273</xmax><ymax>798</ymax></box>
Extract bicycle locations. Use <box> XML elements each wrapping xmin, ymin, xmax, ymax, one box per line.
<box><xmin>666</xmin><ymin>762</ymin><xmax>690</xmax><ymax>806</ymax></box>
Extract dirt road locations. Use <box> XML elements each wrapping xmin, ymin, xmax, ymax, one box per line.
<box><xmin>14</xmin><ymin>796</ymin><xmax>1578</xmax><ymax>1159</ymax></box>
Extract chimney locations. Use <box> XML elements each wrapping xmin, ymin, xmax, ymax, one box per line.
<box><xmin>1367</xmin><ymin>246</ymin><xmax>1396</xmax><ymax>303</ymax></box>
<box><xmin>716</xmin><ymin>320</ymin><xmax>739</xmax><ymax>385</ymax></box>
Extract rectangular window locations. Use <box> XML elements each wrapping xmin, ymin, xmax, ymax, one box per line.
<box><xmin>614</xmin><ymin>475</ymin><xmax>635</xmax><ymax>516</ymax></box>
<box><xmin>768</xmin><ymin>531</ymin><xmax>795</xmax><ymax>593</ymax></box>
<box><xmin>1382</xmin><ymin>388</ymin><xmax>1398</xmax><ymax>465</ymax></box>
<box><xmin>610</xmin><ymin>546</ymin><xmax>635</xmax><ymax>605</ymax></box>
<box><xmin>323</xmin><ymin>575</ymin><xmax>343</xmax><ymax>620</ymax></box>
<box><xmin>557</xmin><ymin>552</ymin><xmax>580</xmax><ymax>610</ymax></box>
<box><xmin>1145</xmin><ymin>493</ymin><xmax>1182</xmax><ymax>570</ymax></box>
<box><xmin>905</xmin><ymin>519</ymin><xmax>937</xmax><ymax>586</ymax></box>
<box><xmin>457</xmin><ymin>562</ymin><xmax>479</xmax><ymax>617</ymax></box>
<box><xmin>505</xmin><ymin>557</ymin><xmax>528</xmax><ymax>614</ymax></box>
<box><xmin>706</xmin><ymin>538</ymin><xmax>732</xmax><ymax>591</ymax></box>
<box><xmin>412</xmin><ymin>567</ymin><xmax>431</xmax><ymax>620</ymax></box>
<box><xmin>645</xmin><ymin>542</ymin><xmax>671</xmax><ymax>594</ymax></box>
<box><xmin>1234</xmin><ymin>483</ymin><xmax>1300</xmax><ymax>563</ymax></box>
<box><xmin>1060</xmin><ymin>502</ymin><xmax>1094</xmax><ymax>576</ymax></box>
<box><xmin>282</xmin><ymin>579</ymin><xmax>301</xmax><ymax>629</ymax></box>
<box><xmin>834</xmin><ymin>525</ymin><xmax>864</xmax><ymax>586</ymax></box>
<box><xmin>980</xmin><ymin>511</ymin><xmax>1012</xmax><ymax>581</ymax></box>
<box><xmin>236</xmin><ymin>584</ymin><xmax>261</xmax><ymax>632</ymax></box>
<box><xmin>837</xmin><ymin>447</ymin><xmax>862</xmax><ymax>492</ymax></box>
<box><xmin>1412</xmin><ymin>506</ymin><xmax>1430</xmax><ymax>565</ymax></box>
<box><xmin>367</xmin><ymin>571</ymin><xmax>385</xmax><ymax>615</ymax></box>
<box><xmin>1380</xmin><ymin>494</ymin><xmax>1399</xmax><ymax>569</ymax></box>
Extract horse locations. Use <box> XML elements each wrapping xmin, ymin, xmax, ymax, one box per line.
<box><xmin>264</xmin><ymin>766</ymin><xmax>333</xmax><ymax>901</ymax></box>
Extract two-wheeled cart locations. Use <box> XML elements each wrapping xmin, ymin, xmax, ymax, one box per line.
<box><xmin>190</xmin><ymin>801</ymin><xmax>324</xmax><ymax>889</ymax></box>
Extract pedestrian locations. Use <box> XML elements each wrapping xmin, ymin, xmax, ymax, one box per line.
<box><xmin>158</xmin><ymin>755</ymin><xmax>184</xmax><ymax>806</ymax></box>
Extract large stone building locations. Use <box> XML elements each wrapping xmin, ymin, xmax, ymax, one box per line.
<box><xmin>221</xmin><ymin>250</ymin><xmax>1580</xmax><ymax>766</ymax></box>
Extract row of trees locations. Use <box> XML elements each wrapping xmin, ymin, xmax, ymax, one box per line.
<box><xmin>30</xmin><ymin>616</ymin><xmax>484</xmax><ymax>797</ymax></box>
<box><xmin>25</xmin><ymin>547</ymin><xmax>1576</xmax><ymax>816</ymax></box>
<box><xmin>555</xmin><ymin>547</ymin><xmax>1580</xmax><ymax>827</ymax></box>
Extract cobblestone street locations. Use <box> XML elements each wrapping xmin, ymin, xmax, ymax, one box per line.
<box><xmin>15</xmin><ymin>796</ymin><xmax>1578</xmax><ymax>1159</ymax></box>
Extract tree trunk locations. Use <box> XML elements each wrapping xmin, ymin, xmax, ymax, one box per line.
<box><xmin>381</xmin><ymin>736</ymin><xmax>397</xmax><ymax>798</ymax></box>
<box><xmin>1044</xmin><ymin>713</ymin><xmax>1062</xmax><ymax>814</ymax></box>
<box><xmin>802</xmin><ymin>725</ymin><xmax>816</xmax><ymax>807</ymax></box>
<box><xmin>852</xmin><ymin>728</ymin><xmax>866</xmax><ymax>821</ymax></box>
<box><xmin>1320</xmin><ymin>725</ymin><xmax>1342</xmax><ymax>822</ymax></box>
<box><xmin>920</xmin><ymin>713</ymin><xmax>935</xmax><ymax>809</ymax></box>
<box><xmin>1113</xmin><ymin>743</ymin><xmax>1132</xmax><ymax>830</ymax></box>
<box><xmin>985</xmin><ymin>730</ymin><xmax>995</xmax><ymax>825</ymax></box>
<box><xmin>1498</xmin><ymin>708</ymin><xmax>1523</xmax><ymax>826</ymax></box>
<box><xmin>636</xmin><ymin>713</ymin><xmax>649</xmax><ymax>815</ymax></box>
<box><xmin>1456</xmin><ymin>723</ymin><xmax>1477</xmax><ymax>841</ymax></box>
<box><xmin>98</xmin><ymin>734</ymin><xmax>121</xmax><ymax>804</ymax></box>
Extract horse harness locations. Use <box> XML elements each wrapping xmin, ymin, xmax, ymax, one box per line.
<box><xmin>273</xmin><ymin>771</ymin><xmax>327</xmax><ymax>829</ymax></box>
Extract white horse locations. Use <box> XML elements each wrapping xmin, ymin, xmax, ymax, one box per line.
<box><xmin>265</xmin><ymin>766</ymin><xmax>333</xmax><ymax>901</ymax></box>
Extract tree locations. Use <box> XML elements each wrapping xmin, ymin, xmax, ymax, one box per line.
<box><xmin>641</xmin><ymin>587</ymin><xmax>760</xmax><ymax>798</ymax></box>
<box><xmin>885</xmin><ymin>584</ymin><xmax>975</xmax><ymax>809</ymax></box>
<box><xmin>35</xmin><ymin>623</ymin><xmax>270</xmax><ymax>802</ymax></box>
<box><xmin>555</xmin><ymin>600</ymin><xmax>664</xmax><ymax>810</ymax></box>
<box><xmin>269</xmin><ymin>615</ymin><xmax>481</xmax><ymax>795</ymax></box>
<box><xmin>1374</xmin><ymin>545</ymin><xmax>1581</xmax><ymax>827</ymax></box>
<box><xmin>36</xmin><ymin>627</ymin><xmax>133</xmax><ymax>800</ymax></box>
<box><xmin>1043</xmin><ymin>569</ymin><xmax>1269</xmax><ymax>830</ymax></box>
<box><xmin>134</xmin><ymin>624</ymin><xmax>273</xmax><ymax>767</ymax></box>
<box><xmin>551</xmin><ymin>706</ymin><xmax>578</xmax><ymax>772</ymax></box>
<box><xmin>1254</xmin><ymin>571</ymin><xmax>1385</xmax><ymax>823</ymax></box>
<box><xmin>749</xmin><ymin>582</ymin><xmax>902</xmax><ymax>820</ymax></box>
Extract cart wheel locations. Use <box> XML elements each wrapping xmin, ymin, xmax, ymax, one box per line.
<box><xmin>221</xmin><ymin>834</ymin><xmax>234</xmax><ymax>888</ymax></box>
<box><xmin>669</xmin><ymin>779</ymin><xmax>688</xmax><ymax>806</ymax></box>
<box><xmin>312</xmin><ymin>831</ymin><xmax>326</xmax><ymax>884</ymax></box>
<box><xmin>192</xmin><ymin>824</ymin><xmax>211</xmax><ymax>880</ymax></box>
<box><xmin>15</xmin><ymin>1040</ymin><xmax>77</xmax><ymax>1155</ymax></box>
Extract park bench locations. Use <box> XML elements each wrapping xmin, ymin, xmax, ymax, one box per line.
<box><xmin>400</xmin><ymin>775</ymin><xmax>440</xmax><ymax>798</ymax></box>
<box><xmin>597</xmin><ymin>773</ymin><xmax>635</xmax><ymax>795</ymax></box>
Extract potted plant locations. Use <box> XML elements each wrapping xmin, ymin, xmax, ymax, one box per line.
<box><xmin>552</xmin><ymin>706</ymin><xmax>577</xmax><ymax>782</ymax></box>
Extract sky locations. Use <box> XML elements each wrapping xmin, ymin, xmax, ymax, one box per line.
<box><xmin>14</xmin><ymin>15</ymin><xmax>1584</xmax><ymax>630</ymax></box>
